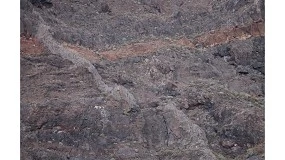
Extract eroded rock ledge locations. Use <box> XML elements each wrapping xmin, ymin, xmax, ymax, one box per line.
<box><xmin>63</xmin><ymin>21</ymin><xmax>264</xmax><ymax>62</ymax></box>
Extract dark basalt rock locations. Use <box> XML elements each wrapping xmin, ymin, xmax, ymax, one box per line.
<box><xmin>29</xmin><ymin>0</ymin><xmax>53</xmax><ymax>8</ymax></box>
<box><xmin>21</xmin><ymin>0</ymin><xmax>265</xmax><ymax>159</ymax></box>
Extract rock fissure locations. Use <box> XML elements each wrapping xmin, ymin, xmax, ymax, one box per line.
<box><xmin>35</xmin><ymin>12</ymin><xmax>139</xmax><ymax>113</ymax></box>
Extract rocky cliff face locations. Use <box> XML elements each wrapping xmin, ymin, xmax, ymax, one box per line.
<box><xmin>21</xmin><ymin>0</ymin><xmax>264</xmax><ymax>159</ymax></box>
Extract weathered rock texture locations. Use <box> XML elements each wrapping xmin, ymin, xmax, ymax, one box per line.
<box><xmin>21</xmin><ymin>0</ymin><xmax>265</xmax><ymax>159</ymax></box>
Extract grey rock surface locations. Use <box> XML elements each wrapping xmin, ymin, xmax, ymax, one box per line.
<box><xmin>21</xmin><ymin>0</ymin><xmax>264</xmax><ymax>159</ymax></box>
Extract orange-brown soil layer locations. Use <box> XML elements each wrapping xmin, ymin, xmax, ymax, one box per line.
<box><xmin>21</xmin><ymin>36</ymin><xmax>45</xmax><ymax>55</ymax></box>
<box><xmin>62</xmin><ymin>21</ymin><xmax>264</xmax><ymax>62</ymax></box>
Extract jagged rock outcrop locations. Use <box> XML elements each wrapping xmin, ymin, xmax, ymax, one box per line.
<box><xmin>21</xmin><ymin>0</ymin><xmax>265</xmax><ymax>159</ymax></box>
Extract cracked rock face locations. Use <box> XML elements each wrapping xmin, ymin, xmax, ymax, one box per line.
<box><xmin>21</xmin><ymin>0</ymin><xmax>264</xmax><ymax>159</ymax></box>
